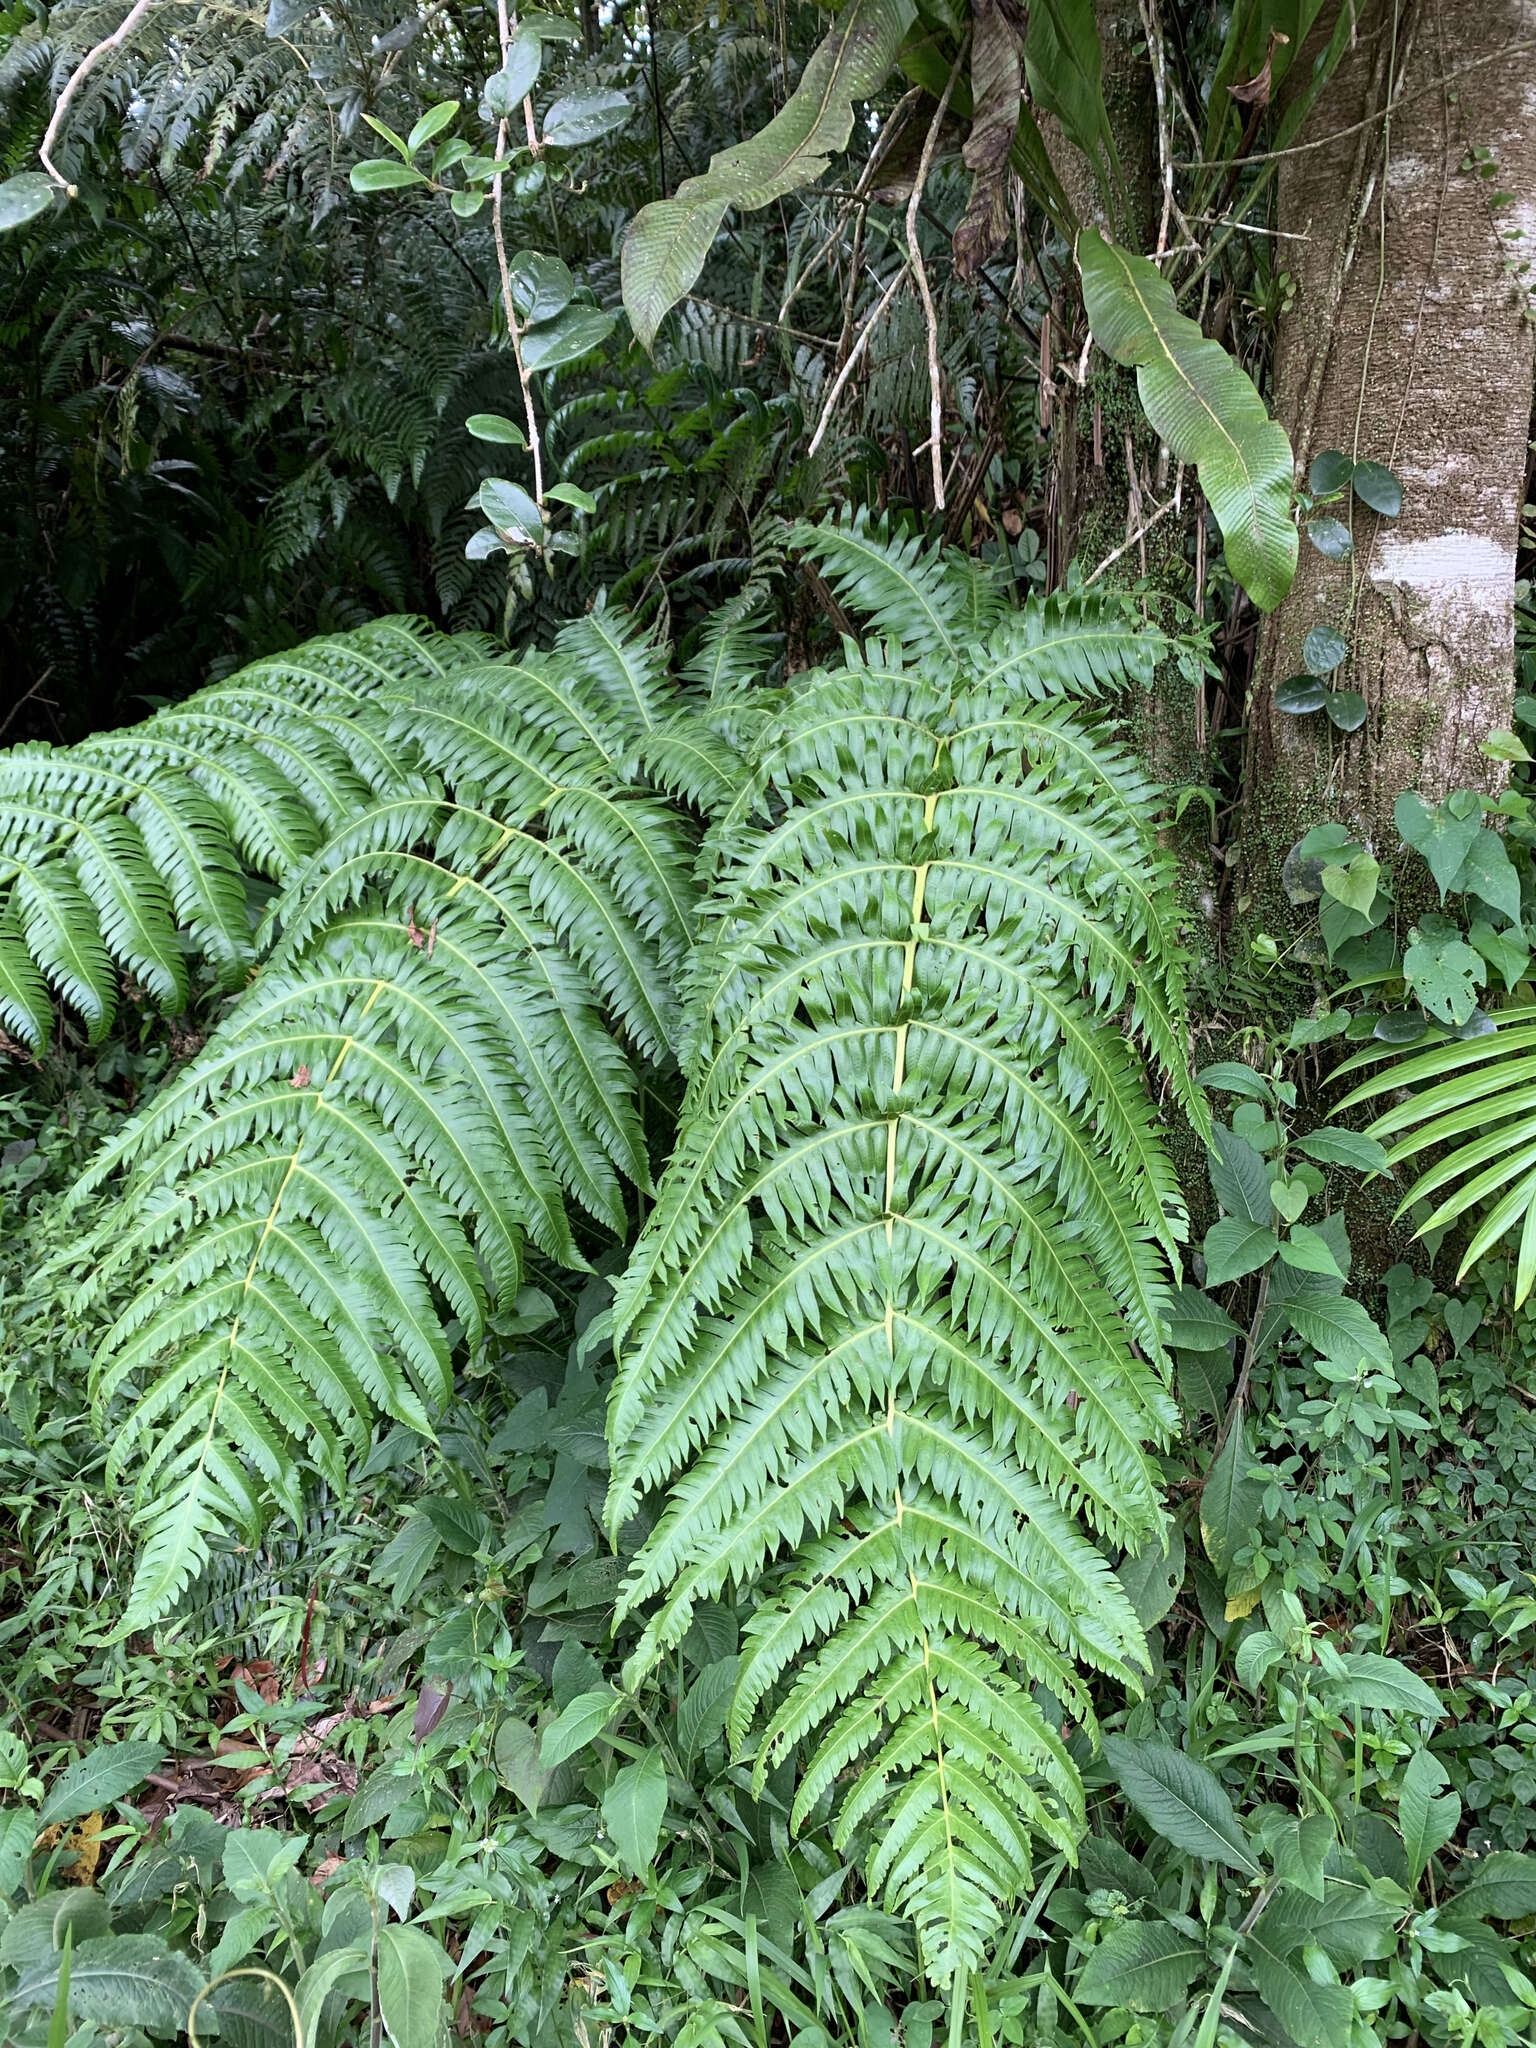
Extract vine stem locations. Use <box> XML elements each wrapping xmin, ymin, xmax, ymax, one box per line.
<box><xmin>39</xmin><ymin>0</ymin><xmax>156</xmax><ymax>191</ymax></box>
<box><xmin>491</xmin><ymin>0</ymin><xmax>545</xmax><ymax>508</ymax></box>
<box><xmin>906</xmin><ymin>34</ymin><xmax>968</xmax><ymax>512</ymax></box>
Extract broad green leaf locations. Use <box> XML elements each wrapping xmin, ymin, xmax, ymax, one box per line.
<box><xmin>540</xmin><ymin>1686</ymin><xmax>620</xmax><ymax>1766</ymax></box>
<box><xmin>297</xmin><ymin>1945</ymin><xmax>371</xmax><ymax>2046</ymax></box>
<box><xmin>1258</xmin><ymin>1879</ymin><xmax>1398</xmax><ymax>1964</ymax></box>
<box><xmin>480</xmin><ymin>477</ymin><xmax>543</xmax><ymax>541</ymax></box>
<box><xmin>1306</xmin><ymin>516</ymin><xmax>1353</xmax><ymax>559</ymax></box>
<box><xmin>1303</xmin><ymin>624</ymin><xmax>1349</xmax><ymax>674</ymax></box>
<box><xmin>600</xmin><ymin>1746</ymin><xmax>668</xmax><ymax>1875</ymax></box>
<box><xmin>544</xmin><ymin>89</ymin><xmax>633</xmax><ymax>148</ymax></box>
<box><xmin>1244</xmin><ymin>1928</ymin><xmax>1353</xmax><ymax>2048</ymax></box>
<box><xmin>1325</xmin><ymin>689</ymin><xmax>1368</xmax><ymax>732</ymax></box>
<box><xmin>1321</xmin><ymin>852</ymin><xmax>1378</xmax><ymax>914</ymax></box>
<box><xmin>1270</xmin><ymin>1812</ymin><xmax>1333</xmax><ymax>1901</ymax></box>
<box><xmin>467</xmin><ymin>412</ymin><xmax>527</xmax><ymax>446</ymax></box>
<box><xmin>1024</xmin><ymin>0</ymin><xmax>1110</xmax><ymax>176</ymax></box>
<box><xmin>1101</xmin><ymin>1737</ymin><xmax>1261</xmax><ymax>1874</ymax></box>
<box><xmin>377</xmin><ymin>1924</ymin><xmax>448</xmax><ymax>2048</ymax></box>
<box><xmin>1321</xmin><ymin>1651</ymin><xmax>1444</xmax><ymax>1721</ymax></box>
<box><xmin>1274</xmin><ymin>674</ymin><xmax>1327</xmax><ymax>714</ymax></box>
<box><xmin>1295</xmin><ymin>1128</ymin><xmax>1390</xmax><ymax>1176</ymax></box>
<box><xmin>0</xmin><ymin>1805</ymin><xmax>36</xmax><ymax>1894</ymax></box>
<box><xmin>1352</xmin><ymin>459</ymin><xmax>1402</xmax><ymax>517</ymax></box>
<box><xmin>1281</xmin><ymin>1294</ymin><xmax>1390</xmax><ymax>1372</ymax></box>
<box><xmin>1452</xmin><ymin>1849</ymin><xmax>1536</xmax><ymax>1920</ymax></box>
<box><xmin>1309</xmin><ymin>449</ymin><xmax>1353</xmax><ymax>494</ymax></box>
<box><xmin>676</xmin><ymin>1657</ymin><xmax>739</xmax><ymax>1764</ymax></box>
<box><xmin>1482</xmin><ymin>725</ymin><xmax>1533</xmax><ymax>763</ymax></box>
<box><xmin>1076</xmin><ymin>1917</ymin><xmax>1205</xmax><ymax>2008</ymax></box>
<box><xmin>1454</xmin><ymin>827</ymin><xmax>1522</xmax><ymax>926</ymax></box>
<box><xmin>1116</xmin><ymin>1518</ymin><xmax>1185</xmax><ymax>1632</ymax></box>
<box><xmin>1278</xmin><ymin>1225</ymin><xmax>1344</xmax><ymax>1278</ymax></box>
<box><xmin>0</xmin><ymin>173</ymin><xmax>55</xmax><ymax>233</ymax></box>
<box><xmin>1394</xmin><ymin>791</ymin><xmax>1479</xmax><ymax>897</ymax></box>
<box><xmin>1468</xmin><ymin>917</ymin><xmax>1531</xmax><ymax>990</ymax></box>
<box><xmin>521</xmin><ymin>306</ymin><xmax>615</xmax><ymax>372</ymax></box>
<box><xmin>10</xmin><ymin>1935</ymin><xmax>206</xmax><ymax>2030</ymax></box>
<box><xmin>620</xmin><ymin>0</ymin><xmax>915</xmax><ymax>349</ymax></box>
<box><xmin>0</xmin><ymin>1892</ymin><xmax>110</xmax><ymax>1972</ymax></box>
<box><xmin>350</xmin><ymin>159</ymin><xmax>429</xmax><ymax>192</ymax></box>
<box><xmin>545</xmin><ymin>481</ymin><xmax>598</xmax><ymax>514</ymax></box>
<box><xmin>1399</xmin><ymin>1748</ymin><xmax>1459</xmax><ymax>1885</ymax></box>
<box><xmin>1077</xmin><ymin>229</ymin><xmax>1297</xmax><ymax>611</ymax></box>
<box><xmin>1195</xmin><ymin>1061</ymin><xmax>1273</xmax><ymax>1102</ymax></box>
<box><xmin>1202</xmin><ymin>1217</ymin><xmax>1276</xmax><ymax>1286</ymax></box>
<box><xmin>1208</xmin><ymin>1124</ymin><xmax>1273</xmax><ymax>1226</ymax></box>
<box><xmin>39</xmin><ymin>1740</ymin><xmax>163</xmax><ymax>1830</ymax></box>
<box><xmin>494</xmin><ymin>1719</ymin><xmax>552</xmax><ymax>1812</ymax></box>
<box><xmin>1200</xmin><ymin>1418</ymin><xmax>1258</xmax><ymax>1579</ymax></box>
<box><xmin>1166</xmin><ymin>1285</ymin><xmax>1242</xmax><ymax>1352</ymax></box>
<box><xmin>509</xmin><ymin>250</ymin><xmax>574</xmax><ymax>323</ymax></box>
<box><xmin>485</xmin><ymin>31</ymin><xmax>542</xmax><ymax>116</ymax></box>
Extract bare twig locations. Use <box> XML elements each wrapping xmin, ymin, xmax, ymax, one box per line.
<box><xmin>806</xmin><ymin>262</ymin><xmax>909</xmax><ymax>458</ymax></box>
<box><xmin>906</xmin><ymin>35</ymin><xmax>968</xmax><ymax>511</ymax></box>
<box><xmin>40</xmin><ymin>0</ymin><xmax>156</xmax><ymax>191</ymax></box>
<box><xmin>1083</xmin><ymin>491</ymin><xmax>1177</xmax><ymax>587</ymax></box>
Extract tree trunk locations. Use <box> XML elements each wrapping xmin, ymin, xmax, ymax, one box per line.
<box><xmin>1248</xmin><ymin>0</ymin><xmax>1536</xmax><ymax>882</ymax></box>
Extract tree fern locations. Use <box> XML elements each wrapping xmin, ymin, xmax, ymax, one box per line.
<box><xmin>0</xmin><ymin>619</ymin><xmax>483</xmax><ymax>1050</ymax></box>
<box><xmin>605</xmin><ymin>609</ymin><xmax>1199</xmax><ymax>1983</ymax></box>
<box><xmin>60</xmin><ymin>611</ymin><xmax>702</xmax><ymax>1632</ymax></box>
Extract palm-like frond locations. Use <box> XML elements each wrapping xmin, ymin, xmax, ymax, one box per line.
<box><xmin>605</xmin><ymin>623</ymin><xmax>1192</xmax><ymax>1983</ymax></box>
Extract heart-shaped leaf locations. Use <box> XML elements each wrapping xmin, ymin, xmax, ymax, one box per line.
<box><xmin>521</xmin><ymin>305</ymin><xmax>614</xmax><ymax>371</ymax></box>
<box><xmin>1306</xmin><ymin>516</ymin><xmax>1353</xmax><ymax>559</ymax></box>
<box><xmin>1303</xmin><ymin>623</ymin><xmax>1349</xmax><ymax>673</ymax></box>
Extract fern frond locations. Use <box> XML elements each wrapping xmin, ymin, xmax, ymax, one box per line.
<box><xmin>606</xmin><ymin>620</ymin><xmax>1191</xmax><ymax>1983</ymax></box>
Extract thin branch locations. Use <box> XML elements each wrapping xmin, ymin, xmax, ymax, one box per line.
<box><xmin>906</xmin><ymin>35</ymin><xmax>968</xmax><ymax>512</ymax></box>
<box><xmin>1083</xmin><ymin>492</ymin><xmax>1177</xmax><ymax>587</ymax></box>
<box><xmin>39</xmin><ymin>0</ymin><xmax>156</xmax><ymax>192</ymax></box>
<box><xmin>805</xmin><ymin>262</ymin><xmax>909</xmax><ymax>459</ymax></box>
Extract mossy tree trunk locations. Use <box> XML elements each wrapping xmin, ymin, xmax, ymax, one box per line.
<box><xmin>1248</xmin><ymin>0</ymin><xmax>1536</xmax><ymax>880</ymax></box>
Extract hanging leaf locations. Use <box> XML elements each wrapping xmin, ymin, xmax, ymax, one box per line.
<box><xmin>1308</xmin><ymin>448</ymin><xmax>1354</xmax><ymax>495</ymax></box>
<box><xmin>521</xmin><ymin>306</ymin><xmax>615</xmax><ymax>372</ymax></box>
<box><xmin>621</xmin><ymin>0</ymin><xmax>916</xmax><ymax>350</ymax></box>
<box><xmin>1078</xmin><ymin>229</ymin><xmax>1297</xmax><ymax>611</ymax></box>
<box><xmin>509</xmin><ymin>251</ymin><xmax>574</xmax><ymax>323</ymax></box>
<box><xmin>0</xmin><ymin>174</ymin><xmax>55</xmax><ymax>233</ymax></box>
<box><xmin>1275</xmin><ymin>675</ymin><xmax>1327</xmax><ymax>714</ymax></box>
<box><xmin>1200</xmin><ymin>1418</ymin><xmax>1259</xmax><ymax>1578</ymax></box>
<box><xmin>1302</xmin><ymin>624</ymin><xmax>1349</xmax><ymax>674</ymax></box>
<box><xmin>485</xmin><ymin>30</ymin><xmax>542</xmax><ymax>116</ymax></box>
<box><xmin>1325</xmin><ymin>689</ymin><xmax>1368</xmax><ymax>732</ymax></box>
<box><xmin>376</xmin><ymin>1925</ymin><xmax>448</xmax><ymax>2048</ymax></box>
<box><xmin>954</xmin><ymin>0</ymin><xmax>1022</xmax><ymax>280</ymax></box>
<box><xmin>1306</xmin><ymin>516</ymin><xmax>1353</xmax><ymax>559</ymax></box>
<box><xmin>600</xmin><ymin>1747</ymin><xmax>668</xmax><ymax>1875</ymax></box>
<box><xmin>1352</xmin><ymin>460</ymin><xmax>1402</xmax><ymax>517</ymax></box>
<box><xmin>1399</xmin><ymin>1749</ymin><xmax>1460</xmax><ymax>1885</ymax></box>
<box><xmin>544</xmin><ymin>89</ymin><xmax>632</xmax><ymax>148</ymax></box>
<box><xmin>1024</xmin><ymin>0</ymin><xmax>1111</xmax><ymax>180</ymax></box>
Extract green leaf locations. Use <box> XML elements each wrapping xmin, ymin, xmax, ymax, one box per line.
<box><xmin>543</xmin><ymin>88</ymin><xmax>633</xmax><ymax>148</ymax></box>
<box><xmin>1116</xmin><ymin>1519</ymin><xmax>1186</xmax><ymax>1633</ymax></box>
<box><xmin>1481</xmin><ymin>725</ymin><xmax>1533</xmax><ymax>763</ymax></box>
<box><xmin>1270</xmin><ymin>1812</ymin><xmax>1333</xmax><ymax>1901</ymax></box>
<box><xmin>1208</xmin><ymin>1124</ymin><xmax>1273</xmax><ymax>1226</ymax></box>
<box><xmin>676</xmin><ymin>1657</ymin><xmax>739</xmax><ymax>1765</ymax></box>
<box><xmin>0</xmin><ymin>1805</ymin><xmax>36</xmax><ymax>1894</ymax></box>
<box><xmin>1270</xmin><ymin>1175</ymin><xmax>1307</xmax><ymax>1224</ymax></box>
<box><xmin>494</xmin><ymin>1717</ymin><xmax>554</xmax><ymax>1812</ymax></box>
<box><xmin>1274</xmin><ymin>674</ymin><xmax>1327</xmax><ymax>714</ymax></box>
<box><xmin>509</xmin><ymin>251</ymin><xmax>575</xmax><ymax>323</ymax></box>
<box><xmin>1024</xmin><ymin>0</ymin><xmax>1111</xmax><ymax>175</ymax></box>
<box><xmin>1325</xmin><ymin>689</ymin><xmax>1368</xmax><ymax>732</ymax></box>
<box><xmin>377</xmin><ymin>1925</ymin><xmax>447</xmax><ymax>2048</ymax></box>
<box><xmin>1101</xmin><ymin>1737</ymin><xmax>1261</xmax><ymax>1874</ymax></box>
<box><xmin>1399</xmin><ymin>1748</ymin><xmax>1460</xmax><ymax>1885</ymax></box>
<box><xmin>1303</xmin><ymin>625</ymin><xmax>1349</xmax><ymax>674</ymax></box>
<box><xmin>601</xmin><ymin>1747</ymin><xmax>668</xmax><ymax>1876</ymax></box>
<box><xmin>1308</xmin><ymin>449</ymin><xmax>1354</xmax><ymax>494</ymax></box>
<box><xmin>521</xmin><ymin>10</ymin><xmax>581</xmax><ymax>36</ymax></box>
<box><xmin>1278</xmin><ymin>1225</ymin><xmax>1345</xmax><ymax>1278</ymax></box>
<box><xmin>407</xmin><ymin>101</ymin><xmax>459</xmax><ymax>155</ymax></box>
<box><xmin>0</xmin><ymin>173</ymin><xmax>56</xmax><ymax>233</ymax></box>
<box><xmin>1394</xmin><ymin>790</ymin><xmax>1479</xmax><ymax>896</ymax></box>
<box><xmin>40</xmin><ymin>1740</ymin><xmax>164</xmax><ymax>1830</ymax></box>
<box><xmin>1195</xmin><ymin>1061</ymin><xmax>1273</xmax><ymax>1102</ymax></box>
<box><xmin>1321</xmin><ymin>851</ymin><xmax>1379</xmax><ymax>914</ymax></box>
<box><xmin>1281</xmin><ymin>1294</ymin><xmax>1391</xmax><ymax>1371</ymax></box>
<box><xmin>1452</xmin><ymin>1849</ymin><xmax>1536</xmax><ymax>1920</ymax></box>
<box><xmin>1258</xmin><ymin>1880</ymin><xmax>1398</xmax><ymax>1964</ymax></box>
<box><xmin>521</xmin><ymin>306</ymin><xmax>615</xmax><ymax>372</ymax></box>
<box><xmin>1076</xmin><ymin>1918</ymin><xmax>1206</xmax><ymax>2008</ymax></box>
<box><xmin>1244</xmin><ymin>1928</ymin><xmax>1353</xmax><ymax>2048</ymax></box>
<box><xmin>479</xmin><ymin>476</ymin><xmax>543</xmax><ymax>541</ymax></box>
<box><xmin>1352</xmin><ymin>460</ymin><xmax>1402</xmax><ymax>517</ymax></box>
<box><xmin>1403</xmin><ymin>933</ymin><xmax>1484</xmax><ymax>1027</ymax></box>
<box><xmin>1453</xmin><ymin>827</ymin><xmax>1522</xmax><ymax>926</ymax></box>
<box><xmin>1202</xmin><ymin>1217</ymin><xmax>1277</xmax><ymax>1286</ymax></box>
<box><xmin>620</xmin><ymin>0</ymin><xmax>914</xmax><ymax>349</ymax></box>
<box><xmin>1200</xmin><ymin>1418</ymin><xmax>1258</xmax><ymax>1579</ymax></box>
<box><xmin>10</xmin><ymin>1935</ymin><xmax>206</xmax><ymax>2031</ymax></box>
<box><xmin>1077</xmin><ymin>228</ymin><xmax>1296</xmax><ymax>611</ymax></box>
<box><xmin>466</xmin><ymin>412</ymin><xmax>527</xmax><ymax>446</ymax></box>
<box><xmin>1469</xmin><ymin>917</ymin><xmax>1531</xmax><ymax>990</ymax></box>
<box><xmin>545</xmin><ymin>481</ymin><xmax>598</xmax><ymax>514</ymax></box>
<box><xmin>485</xmin><ymin>31</ymin><xmax>542</xmax><ymax>116</ymax></box>
<box><xmin>350</xmin><ymin>159</ymin><xmax>429</xmax><ymax>192</ymax></box>
<box><xmin>1295</xmin><ymin>1128</ymin><xmax>1391</xmax><ymax>1176</ymax></box>
<box><xmin>540</xmin><ymin>1687</ymin><xmax>620</xmax><ymax>1766</ymax></box>
<box><xmin>1322</xmin><ymin>1651</ymin><xmax>1444</xmax><ymax>1721</ymax></box>
<box><xmin>1305</xmin><ymin>517</ymin><xmax>1353</xmax><ymax>560</ymax></box>
<box><xmin>1166</xmin><ymin>1285</ymin><xmax>1242</xmax><ymax>1352</ymax></box>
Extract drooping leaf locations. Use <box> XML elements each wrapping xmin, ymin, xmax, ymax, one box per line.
<box><xmin>600</xmin><ymin>1748</ymin><xmax>668</xmax><ymax>1876</ymax></box>
<box><xmin>1244</xmin><ymin>1928</ymin><xmax>1353</xmax><ymax>2048</ymax></box>
<box><xmin>1351</xmin><ymin>460</ymin><xmax>1402</xmax><ymax>517</ymax></box>
<box><xmin>1200</xmin><ymin>1419</ymin><xmax>1258</xmax><ymax>1579</ymax></box>
<box><xmin>9</xmin><ymin>1936</ymin><xmax>206</xmax><ymax>2031</ymax></box>
<box><xmin>1024</xmin><ymin>0</ymin><xmax>1110</xmax><ymax>179</ymax></box>
<box><xmin>954</xmin><ymin>0</ymin><xmax>1023</xmax><ymax>280</ymax></box>
<box><xmin>0</xmin><ymin>174</ymin><xmax>56</xmax><ymax>233</ymax></box>
<box><xmin>521</xmin><ymin>306</ymin><xmax>616</xmax><ymax>372</ymax></box>
<box><xmin>1399</xmin><ymin>1748</ymin><xmax>1460</xmax><ymax>1885</ymax></box>
<box><xmin>620</xmin><ymin>0</ymin><xmax>915</xmax><ymax>349</ymax></box>
<box><xmin>376</xmin><ymin>1925</ymin><xmax>448</xmax><ymax>2048</ymax></box>
<box><xmin>1202</xmin><ymin>1217</ymin><xmax>1276</xmax><ymax>1286</ymax></box>
<box><xmin>1077</xmin><ymin>229</ymin><xmax>1297</xmax><ymax>611</ymax></box>
<box><xmin>543</xmin><ymin>89</ymin><xmax>633</xmax><ymax>148</ymax></box>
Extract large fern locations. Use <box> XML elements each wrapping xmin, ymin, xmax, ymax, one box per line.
<box><xmin>0</xmin><ymin>619</ymin><xmax>488</xmax><ymax>1050</ymax></box>
<box><xmin>605</xmin><ymin>587</ymin><xmax>1200</xmax><ymax>1983</ymax></box>
<box><xmin>58</xmin><ymin>609</ymin><xmax>703</xmax><ymax>1630</ymax></box>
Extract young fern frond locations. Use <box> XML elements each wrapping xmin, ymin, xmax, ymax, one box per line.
<box><xmin>0</xmin><ymin>620</ymin><xmax>476</xmax><ymax>1050</ymax></box>
<box><xmin>606</xmin><ymin>626</ymin><xmax>1193</xmax><ymax>1984</ymax></box>
<box><xmin>63</xmin><ymin>615</ymin><xmax>701</xmax><ymax>1632</ymax></box>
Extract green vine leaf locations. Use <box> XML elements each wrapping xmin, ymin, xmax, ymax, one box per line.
<box><xmin>620</xmin><ymin>0</ymin><xmax>915</xmax><ymax>350</ymax></box>
<box><xmin>1077</xmin><ymin>229</ymin><xmax>1298</xmax><ymax>611</ymax></box>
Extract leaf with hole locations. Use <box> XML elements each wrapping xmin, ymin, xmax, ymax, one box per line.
<box><xmin>1453</xmin><ymin>827</ymin><xmax>1522</xmax><ymax>926</ymax></box>
<box><xmin>1404</xmin><ymin>933</ymin><xmax>1484</xmax><ymax>1026</ymax></box>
